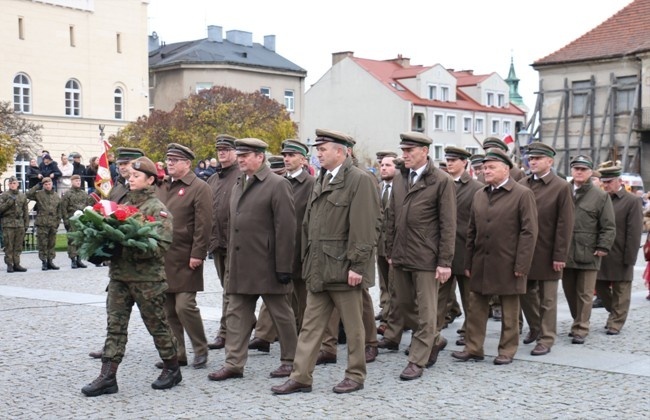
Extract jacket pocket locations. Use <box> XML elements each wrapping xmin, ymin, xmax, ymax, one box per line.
<box><xmin>322</xmin><ymin>243</ymin><xmax>350</xmax><ymax>284</ymax></box>
<box><xmin>573</xmin><ymin>231</ymin><xmax>596</xmax><ymax>264</ymax></box>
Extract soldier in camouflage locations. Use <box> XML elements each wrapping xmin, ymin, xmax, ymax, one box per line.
<box><xmin>61</xmin><ymin>174</ymin><xmax>94</xmax><ymax>268</ymax></box>
<box><xmin>27</xmin><ymin>177</ymin><xmax>62</xmax><ymax>270</ymax></box>
<box><xmin>82</xmin><ymin>157</ymin><xmax>180</xmax><ymax>397</ymax></box>
<box><xmin>0</xmin><ymin>176</ymin><xmax>29</xmax><ymax>272</ymax></box>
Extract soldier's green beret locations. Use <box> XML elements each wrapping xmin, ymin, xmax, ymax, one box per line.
<box><xmin>131</xmin><ymin>157</ymin><xmax>158</xmax><ymax>178</ymax></box>
<box><xmin>235</xmin><ymin>138</ymin><xmax>268</xmax><ymax>155</ymax></box>
<box><xmin>444</xmin><ymin>146</ymin><xmax>472</xmax><ymax>160</ymax></box>
<box><xmin>483</xmin><ymin>148</ymin><xmax>513</xmax><ymax>169</ymax></box>
<box><xmin>166</xmin><ymin>143</ymin><xmax>195</xmax><ymax>161</ymax></box>
<box><xmin>8</xmin><ymin>176</ymin><xmax>18</xmax><ymax>183</ymax></box>
<box><xmin>42</xmin><ymin>177</ymin><xmax>53</xmax><ymax>184</ymax></box>
<box><xmin>281</xmin><ymin>139</ymin><xmax>308</xmax><ymax>156</ymax></box>
<box><xmin>70</xmin><ymin>174</ymin><xmax>81</xmax><ymax>181</ymax></box>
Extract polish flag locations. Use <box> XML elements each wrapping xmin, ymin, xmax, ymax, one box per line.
<box><xmin>95</xmin><ymin>139</ymin><xmax>113</xmax><ymax>198</ymax></box>
<box><xmin>503</xmin><ymin>133</ymin><xmax>514</xmax><ymax>148</ymax></box>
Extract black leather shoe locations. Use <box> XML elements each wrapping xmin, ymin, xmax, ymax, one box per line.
<box><xmin>152</xmin><ymin>362</ymin><xmax>182</xmax><ymax>390</ymax></box>
<box><xmin>13</xmin><ymin>264</ymin><xmax>27</xmax><ymax>272</ymax></box>
<box><xmin>571</xmin><ymin>335</ymin><xmax>585</xmax><ymax>344</ymax></box>
<box><xmin>248</xmin><ymin>337</ymin><xmax>271</xmax><ymax>353</ymax></box>
<box><xmin>42</xmin><ymin>261</ymin><xmax>49</xmax><ymax>271</ymax></box>
<box><xmin>76</xmin><ymin>257</ymin><xmax>87</xmax><ymax>268</ymax></box>
<box><xmin>156</xmin><ymin>359</ymin><xmax>188</xmax><ymax>369</ymax></box>
<box><xmin>7</xmin><ymin>264</ymin><xmax>14</xmax><ymax>273</ymax></box>
<box><xmin>47</xmin><ymin>260</ymin><xmax>60</xmax><ymax>270</ymax></box>
<box><xmin>192</xmin><ymin>354</ymin><xmax>208</xmax><ymax>369</ymax></box>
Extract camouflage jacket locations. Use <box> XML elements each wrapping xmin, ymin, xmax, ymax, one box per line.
<box><xmin>0</xmin><ymin>189</ymin><xmax>29</xmax><ymax>228</ymax></box>
<box><xmin>109</xmin><ymin>186</ymin><xmax>173</xmax><ymax>283</ymax></box>
<box><xmin>27</xmin><ymin>185</ymin><xmax>62</xmax><ymax>227</ymax></box>
<box><xmin>61</xmin><ymin>187</ymin><xmax>93</xmax><ymax>230</ymax></box>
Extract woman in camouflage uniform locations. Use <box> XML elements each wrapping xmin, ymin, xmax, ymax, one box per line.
<box><xmin>82</xmin><ymin>157</ymin><xmax>180</xmax><ymax>397</ymax></box>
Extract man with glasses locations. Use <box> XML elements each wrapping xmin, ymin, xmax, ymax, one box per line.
<box><xmin>206</xmin><ymin>134</ymin><xmax>242</xmax><ymax>350</ymax></box>
<box><xmin>0</xmin><ymin>176</ymin><xmax>29</xmax><ymax>273</ymax></box>
<box><xmin>562</xmin><ymin>155</ymin><xmax>615</xmax><ymax>345</ymax></box>
<box><xmin>157</xmin><ymin>143</ymin><xmax>212</xmax><ymax>369</ymax></box>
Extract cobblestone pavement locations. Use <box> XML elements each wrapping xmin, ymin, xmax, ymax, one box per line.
<box><xmin>1</xmin><ymin>242</ymin><xmax>650</xmax><ymax>419</ymax></box>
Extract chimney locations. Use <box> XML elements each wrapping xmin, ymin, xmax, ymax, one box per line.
<box><xmin>264</xmin><ymin>35</ymin><xmax>276</xmax><ymax>51</ymax></box>
<box><xmin>391</xmin><ymin>54</ymin><xmax>410</xmax><ymax>68</ymax></box>
<box><xmin>148</xmin><ymin>31</ymin><xmax>160</xmax><ymax>52</ymax></box>
<box><xmin>332</xmin><ymin>51</ymin><xmax>354</xmax><ymax>66</ymax></box>
<box><xmin>226</xmin><ymin>30</ymin><xmax>253</xmax><ymax>47</ymax></box>
<box><xmin>207</xmin><ymin>25</ymin><xmax>223</xmax><ymax>42</ymax></box>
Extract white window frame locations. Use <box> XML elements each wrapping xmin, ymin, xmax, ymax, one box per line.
<box><xmin>433</xmin><ymin>144</ymin><xmax>444</xmax><ymax>160</ymax></box>
<box><xmin>502</xmin><ymin>120</ymin><xmax>512</xmax><ymax>136</ymax></box>
<box><xmin>428</xmin><ymin>84</ymin><xmax>437</xmax><ymax>100</ymax></box>
<box><xmin>65</xmin><ymin>79</ymin><xmax>81</xmax><ymax>117</ymax></box>
<box><xmin>195</xmin><ymin>82</ymin><xmax>213</xmax><ymax>93</ymax></box>
<box><xmin>260</xmin><ymin>87</ymin><xmax>270</xmax><ymax>98</ymax></box>
<box><xmin>615</xmin><ymin>76</ymin><xmax>637</xmax><ymax>113</ymax></box>
<box><xmin>114</xmin><ymin>87</ymin><xmax>123</xmax><ymax>120</ymax></box>
<box><xmin>463</xmin><ymin>116</ymin><xmax>472</xmax><ymax>133</ymax></box>
<box><xmin>433</xmin><ymin>113</ymin><xmax>444</xmax><ymax>130</ymax></box>
<box><xmin>446</xmin><ymin>115</ymin><xmax>456</xmax><ymax>132</ymax></box>
<box><xmin>491</xmin><ymin>119</ymin><xmax>500</xmax><ymax>135</ymax></box>
<box><xmin>486</xmin><ymin>92</ymin><xmax>495</xmax><ymax>107</ymax></box>
<box><xmin>13</xmin><ymin>73</ymin><xmax>31</xmax><ymax>113</ymax></box>
<box><xmin>497</xmin><ymin>93</ymin><xmax>505</xmax><ymax>107</ymax></box>
<box><xmin>284</xmin><ymin>90</ymin><xmax>294</xmax><ymax>112</ymax></box>
<box><xmin>572</xmin><ymin>80</ymin><xmax>591</xmax><ymax>116</ymax></box>
<box><xmin>474</xmin><ymin>117</ymin><xmax>484</xmax><ymax>134</ymax></box>
<box><xmin>465</xmin><ymin>146</ymin><xmax>479</xmax><ymax>156</ymax></box>
<box><xmin>440</xmin><ymin>86</ymin><xmax>450</xmax><ymax>101</ymax></box>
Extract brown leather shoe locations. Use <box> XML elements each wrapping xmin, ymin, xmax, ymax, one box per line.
<box><xmin>248</xmin><ymin>337</ymin><xmax>271</xmax><ymax>352</ymax></box>
<box><xmin>208</xmin><ymin>336</ymin><xmax>225</xmax><ymax>350</ymax></box>
<box><xmin>269</xmin><ymin>364</ymin><xmax>293</xmax><ymax>378</ymax></box>
<box><xmin>523</xmin><ymin>329</ymin><xmax>540</xmax><ymax>344</ymax></box>
<box><xmin>316</xmin><ymin>350</ymin><xmax>337</xmax><ymax>365</ymax></box>
<box><xmin>455</xmin><ymin>336</ymin><xmax>465</xmax><ymax>346</ymax></box>
<box><xmin>89</xmin><ymin>349</ymin><xmax>103</xmax><ymax>359</ymax></box>
<box><xmin>493</xmin><ymin>355</ymin><xmax>513</xmax><ymax>365</ymax></box>
<box><xmin>451</xmin><ymin>351</ymin><xmax>484</xmax><ymax>362</ymax></box>
<box><xmin>399</xmin><ymin>362</ymin><xmax>423</xmax><ymax>381</ymax></box>
<box><xmin>156</xmin><ymin>359</ymin><xmax>188</xmax><ymax>369</ymax></box>
<box><xmin>571</xmin><ymin>335</ymin><xmax>585</xmax><ymax>344</ymax></box>
<box><xmin>271</xmin><ymin>379</ymin><xmax>312</xmax><ymax>394</ymax></box>
<box><xmin>374</xmin><ymin>311</ymin><xmax>383</xmax><ymax>321</ymax></box>
<box><xmin>365</xmin><ymin>346</ymin><xmax>378</xmax><ymax>363</ymax></box>
<box><xmin>377</xmin><ymin>338</ymin><xmax>399</xmax><ymax>350</ymax></box>
<box><xmin>426</xmin><ymin>337</ymin><xmax>448</xmax><ymax>367</ymax></box>
<box><xmin>207</xmin><ymin>367</ymin><xmax>243</xmax><ymax>381</ymax></box>
<box><xmin>530</xmin><ymin>343</ymin><xmax>551</xmax><ymax>356</ymax></box>
<box><xmin>606</xmin><ymin>328</ymin><xmax>620</xmax><ymax>335</ymax></box>
<box><xmin>332</xmin><ymin>378</ymin><xmax>364</xmax><ymax>393</ymax></box>
<box><xmin>192</xmin><ymin>354</ymin><xmax>208</xmax><ymax>369</ymax></box>
<box><xmin>376</xmin><ymin>324</ymin><xmax>387</xmax><ymax>335</ymax></box>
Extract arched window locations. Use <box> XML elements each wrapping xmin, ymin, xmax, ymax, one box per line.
<box><xmin>65</xmin><ymin>79</ymin><xmax>81</xmax><ymax>116</ymax></box>
<box><xmin>13</xmin><ymin>73</ymin><xmax>31</xmax><ymax>113</ymax></box>
<box><xmin>114</xmin><ymin>87</ymin><xmax>124</xmax><ymax>119</ymax></box>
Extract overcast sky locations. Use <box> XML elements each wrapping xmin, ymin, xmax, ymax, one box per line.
<box><xmin>148</xmin><ymin>0</ymin><xmax>633</xmax><ymax>112</ymax></box>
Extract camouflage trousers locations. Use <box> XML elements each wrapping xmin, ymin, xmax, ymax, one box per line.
<box><xmin>36</xmin><ymin>225</ymin><xmax>57</xmax><ymax>261</ymax></box>
<box><xmin>2</xmin><ymin>227</ymin><xmax>25</xmax><ymax>266</ymax></box>
<box><xmin>103</xmin><ymin>279</ymin><xmax>178</xmax><ymax>364</ymax></box>
<box><xmin>65</xmin><ymin>229</ymin><xmax>78</xmax><ymax>259</ymax></box>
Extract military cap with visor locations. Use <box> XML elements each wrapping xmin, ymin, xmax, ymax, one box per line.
<box><xmin>482</xmin><ymin>136</ymin><xmax>508</xmax><ymax>151</ymax></box>
<box><xmin>376</xmin><ymin>150</ymin><xmax>398</xmax><ymax>160</ymax></box>
<box><xmin>482</xmin><ymin>148</ymin><xmax>513</xmax><ymax>169</ymax></box>
<box><xmin>470</xmin><ymin>154</ymin><xmax>485</xmax><ymax>166</ymax></box>
<box><xmin>215</xmin><ymin>134</ymin><xmax>237</xmax><ymax>149</ymax></box>
<box><xmin>570</xmin><ymin>155</ymin><xmax>593</xmax><ymax>169</ymax></box>
<box><xmin>281</xmin><ymin>139</ymin><xmax>309</xmax><ymax>156</ymax></box>
<box><xmin>235</xmin><ymin>138</ymin><xmax>268</xmax><ymax>155</ymax></box>
<box><xmin>599</xmin><ymin>165</ymin><xmax>622</xmax><ymax>180</ymax></box>
<box><xmin>313</xmin><ymin>129</ymin><xmax>355</xmax><ymax>148</ymax></box>
<box><xmin>444</xmin><ymin>146</ymin><xmax>472</xmax><ymax>160</ymax></box>
<box><xmin>399</xmin><ymin>132</ymin><xmax>432</xmax><ymax>149</ymax></box>
<box><xmin>115</xmin><ymin>147</ymin><xmax>145</xmax><ymax>163</ymax></box>
<box><xmin>525</xmin><ymin>142</ymin><xmax>556</xmax><ymax>158</ymax></box>
<box><xmin>166</xmin><ymin>143</ymin><xmax>196</xmax><ymax>161</ymax></box>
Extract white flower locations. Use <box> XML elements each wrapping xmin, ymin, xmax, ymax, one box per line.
<box><xmin>73</xmin><ymin>210</ymin><xmax>83</xmax><ymax>217</ymax></box>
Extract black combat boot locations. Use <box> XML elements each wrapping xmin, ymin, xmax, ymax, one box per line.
<box><xmin>42</xmin><ymin>260</ymin><xmax>49</xmax><ymax>271</ymax></box>
<box><xmin>81</xmin><ymin>358</ymin><xmax>119</xmax><ymax>397</ymax></box>
<box><xmin>152</xmin><ymin>356</ymin><xmax>183</xmax><ymax>390</ymax></box>
<box><xmin>7</xmin><ymin>264</ymin><xmax>14</xmax><ymax>273</ymax></box>
<box><xmin>47</xmin><ymin>260</ymin><xmax>60</xmax><ymax>270</ymax></box>
<box><xmin>76</xmin><ymin>256</ymin><xmax>87</xmax><ymax>268</ymax></box>
<box><xmin>71</xmin><ymin>258</ymin><xmax>78</xmax><ymax>269</ymax></box>
<box><xmin>13</xmin><ymin>264</ymin><xmax>27</xmax><ymax>272</ymax></box>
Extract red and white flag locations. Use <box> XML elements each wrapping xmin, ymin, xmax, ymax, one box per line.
<box><xmin>95</xmin><ymin>139</ymin><xmax>113</xmax><ymax>198</ymax></box>
<box><xmin>503</xmin><ymin>133</ymin><xmax>514</xmax><ymax>148</ymax></box>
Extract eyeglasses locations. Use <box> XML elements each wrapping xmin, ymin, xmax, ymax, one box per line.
<box><xmin>165</xmin><ymin>158</ymin><xmax>187</xmax><ymax>164</ymax></box>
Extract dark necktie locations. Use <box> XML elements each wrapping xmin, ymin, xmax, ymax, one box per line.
<box><xmin>409</xmin><ymin>171</ymin><xmax>417</xmax><ymax>186</ymax></box>
<box><xmin>322</xmin><ymin>172</ymin><xmax>332</xmax><ymax>188</ymax></box>
<box><xmin>381</xmin><ymin>184</ymin><xmax>390</xmax><ymax>209</ymax></box>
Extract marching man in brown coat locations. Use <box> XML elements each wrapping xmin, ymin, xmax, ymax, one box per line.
<box><xmin>380</xmin><ymin>132</ymin><xmax>456</xmax><ymax>380</ymax></box>
<box><xmin>157</xmin><ymin>143</ymin><xmax>212</xmax><ymax>369</ymax></box>
<box><xmin>595</xmin><ymin>165</ymin><xmax>643</xmax><ymax>335</ymax></box>
<box><xmin>518</xmin><ymin>143</ymin><xmax>574</xmax><ymax>356</ymax></box>
<box><xmin>208</xmin><ymin>138</ymin><xmax>298</xmax><ymax>381</ymax></box>
<box><xmin>452</xmin><ymin>148</ymin><xmax>538</xmax><ymax>365</ymax></box>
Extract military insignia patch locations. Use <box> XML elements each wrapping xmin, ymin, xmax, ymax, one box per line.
<box><xmin>160</xmin><ymin>211</ymin><xmax>168</xmax><ymax>218</ymax></box>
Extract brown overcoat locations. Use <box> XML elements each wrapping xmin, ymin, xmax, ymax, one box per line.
<box><xmin>109</xmin><ymin>177</ymin><xmax>129</xmax><ymax>204</ymax></box>
<box><xmin>206</xmin><ymin>164</ymin><xmax>241</xmax><ymax>252</ymax></box>
<box><xmin>287</xmin><ymin>169</ymin><xmax>315</xmax><ymax>278</ymax></box>
<box><xmin>597</xmin><ymin>187</ymin><xmax>643</xmax><ymax>281</ymax></box>
<box><xmin>227</xmin><ymin>165</ymin><xmax>296</xmax><ymax>294</ymax></box>
<box><xmin>466</xmin><ymin>177</ymin><xmax>538</xmax><ymax>295</ymax></box>
<box><xmin>158</xmin><ymin>171</ymin><xmax>213</xmax><ymax>293</ymax></box>
<box><xmin>386</xmin><ymin>158</ymin><xmax>456</xmax><ymax>271</ymax></box>
<box><xmin>451</xmin><ymin>171</ymin><xmax>483</xmax><ymax>275</ymax></box>
<box><xmin>519</xmin><ymin>172</ymin><xmax>575</xmax><ymax>280</ymax></box>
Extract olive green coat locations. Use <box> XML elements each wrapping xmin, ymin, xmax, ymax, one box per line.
<box><xmin>0</xmin><ymin>189</ymin><xmax>29</xmax><ymax>228</ymax></box>
<box><xmin>27</xmin><ymin>185</ymin><xmax>61</xmax><ymax>227</ymax></box>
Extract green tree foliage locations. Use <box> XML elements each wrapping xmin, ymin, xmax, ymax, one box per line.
<box><xmin>110</xmin><ymin>86</ymin><xmax>297</xmax><ymax>162</ymax></box>
<box><xmin>0</xmin><ymin>101</ymin><xmax>42</xmax><ymax>172</ymax></box>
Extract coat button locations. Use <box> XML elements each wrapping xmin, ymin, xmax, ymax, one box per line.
<box><xmin>235</xmin><ymin>246</ymin><xmax>240</xmax><ymax>251</ymax></box>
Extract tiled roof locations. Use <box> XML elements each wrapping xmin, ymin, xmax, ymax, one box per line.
<box><xmin>149</xmin><ymin>38</ymin><xmax>306</xmax><ymax>74</ymax></box>
<box><xmin>351</xmin><ymin>57</ymin><xmax>524</xmax><ymax>115</ymax></box>
<box><xmin>534</xmin><ymin>0</ymin><xmax>650</xmax><ymax>66</ymax></box>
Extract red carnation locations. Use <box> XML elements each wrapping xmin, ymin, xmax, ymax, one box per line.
<box><xmin>113</xmin><ymin>208</ymin><xmax>128</xmax><ymax>221</ymax></box>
